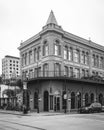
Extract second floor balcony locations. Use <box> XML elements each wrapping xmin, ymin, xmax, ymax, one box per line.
<box><xmin>22</xmin><ymin>71</ymin><xmax>104</xmax><ymax>84</ymax></box>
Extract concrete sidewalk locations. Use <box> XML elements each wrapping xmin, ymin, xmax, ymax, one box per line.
<box><xmin>0</xmin><ymin>109</ymin><xmax>75</xmax><ymax>116</ymax></box>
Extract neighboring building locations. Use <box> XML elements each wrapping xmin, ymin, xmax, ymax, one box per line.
<box><xmin>2</xmin><ymin>55</ymin><xmax>20</xmax><ymax>80</ymax></box>
<box><xmin>18</xmin><ymin>11</ymin><xmax>104</xmax><ymax>112</ymax></box>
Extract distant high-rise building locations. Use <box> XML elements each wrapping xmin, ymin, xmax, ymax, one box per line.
<box><xmin>2</xmin><ymin>55</ymin><xmax>20</xmax><ymax>80</ymax></box>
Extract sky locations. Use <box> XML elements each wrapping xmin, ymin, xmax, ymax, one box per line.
<box><xmin>0</xmin><ymin>0</ymin><xmax>104</xmax><ymax>74</ymax></box>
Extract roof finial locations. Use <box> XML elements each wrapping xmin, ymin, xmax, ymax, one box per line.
<box><xmin>46</xmin><ymin>10</ymin><xmax>58</xmax><ymax>25</ymax></box>
<box><xmin>89</xmin><ymin>37</ymin><xmax>91</xmax><ymax>43</ymax></box>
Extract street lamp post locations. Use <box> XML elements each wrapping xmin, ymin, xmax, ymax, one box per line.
<box><xmin>64</xmin><ymin>75</ymin><xmax>67</xmax><ymax>114</ymax></box>
<box><xmin>23</xmin><ymin>73</ymin><xmax>29</xmax><ymax>114</ymax></box>
<box><xmin>37</xmin><ymin>89</ymin><xmax>39</xmax><ymax>113</ymax></box>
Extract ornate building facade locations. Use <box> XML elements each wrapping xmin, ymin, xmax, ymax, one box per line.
<box><xmin>18</xmin><ymin>11</ymin><xmax>104</xmax><ymax>112</ymax></box>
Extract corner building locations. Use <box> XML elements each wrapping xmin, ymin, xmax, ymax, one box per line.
<box><xmin>18</xmin><ymin>11</ymin><xmax>104</xmax><ymax>112</ymax></box>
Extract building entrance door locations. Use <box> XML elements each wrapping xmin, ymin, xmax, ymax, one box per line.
<box><xmin>54</xmin><ymin>96</ymin><xmax>60</xmax><ymax>111</ymax></box>
<box><xmin>44</xmin><ymin>91</ymin><xmax>49</xmax><ymax>111</ymax></box>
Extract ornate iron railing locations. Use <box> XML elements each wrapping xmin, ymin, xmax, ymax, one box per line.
<box><xmin>22</xmin><ymin>71</ymin><xmax>104</xmax><ymax>83</ymax></box>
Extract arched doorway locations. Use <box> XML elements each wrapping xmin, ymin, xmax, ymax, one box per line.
<box><xmin>85</xmin><ymin>93</ymin><xmax>89</xmax><ymax>106</ymax></box>
<box><xmin>44</xmin><ymin>91</ymin><xmax>49</xmax><ymax>111</ymax></box>
<box><xmin>99</xmin><ymin>93</ymin><xmax>103</xmax><ymax>105</ymax></box>
<box><xmin>71</xmin><ymin>92</ymin><xmax>75</xmax><ymax>109</ymax></box>
<box><xmin>90</xmin><ymin>93</ymin><xmax>94</xmax><ymax>104</ymax></box>
<box><xmin>34</xmin><ymin>92</ymin><xmax>38</xmax><ymax>109</ymax></box>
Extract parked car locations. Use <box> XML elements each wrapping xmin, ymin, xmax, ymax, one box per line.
<box><xmin>79</xmin><ymin>102</ymin><xmax>102</xmax><ymax>113</ymax></box>
<box><xmin>101</xmin><ymin>106</ymin><xmax>104</xmax><ymax>112</ymax></box>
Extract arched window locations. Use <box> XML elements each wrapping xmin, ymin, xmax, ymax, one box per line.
<box><xmin>37</xmin><ymin>46</ymin><xmax>41</xmax><ymax>60</ymax></box>
<box><xmin>81</xmin><ymin>51</ymin><xmax>85</xmax><ymax>64</ymax></box>
<box><xmin>54</xmin><ymin>40</ymin><xmax>61</xmax><ymax>56</ymax></box>
<box><xmin>71</xmin><ymin>92</ymin><xmax>75</xmax><ymax>109</ymax></box>
<box><xmin>92</xmin><ymin>54</ymin><xmax>96</xmax><ymax>67</ymax></box>
<box><xmin>54</xmin><ymin>63</ymin><xmax>61</xmax><ymax>76</ymax></box>
<box><xmin>74</xmin><ymin>49</ymin><xmax>80</xmax><ymax>63</ymax></box>
<box><xmin>43</xmin><ymin>63</ymin><xmax>48</xmax><ymax>77</ymax></box>
<box><xmin>43</xmin><ymin>41</ymin><xmax>48</xmax><ymax>56</ymax></box>
<box><xmin>29</xmin><ymin>50</ymin><xmax>32</xmax><ymax>64</ymax></box>
<box><xmin>85</xmin><ymin>52</ymin><xmax>89</xmax><ymax>65</ymax></box>
<box><xmin>64</xmin><ymin>46</ymin><xmax>68</xmax><ymax>59</ymax></box>
<box><xmin>68</xmin><ymin>47</ymin><xmax>73</xmax><ymax>61</ymax></box>
<box><xmin>64</xmin><ymin>66</ymin><xmax>68</xmax><ymax>76</ymax></box>
<box><xmin>74</xmin><ymin>68</ymin><xmax>80</xmax><ymax>78</ymax></box>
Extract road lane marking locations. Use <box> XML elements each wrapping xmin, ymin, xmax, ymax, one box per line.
<box><xmin>0</xmin><ymin>120</ymin><xmax>46</xmax><ymax>130</ymax></box>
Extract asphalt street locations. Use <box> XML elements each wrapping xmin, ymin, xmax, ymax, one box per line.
<box><xmin>0</xmin><ymin>112</ymin><xmax>104</xmax><ymax>130</ymax></box>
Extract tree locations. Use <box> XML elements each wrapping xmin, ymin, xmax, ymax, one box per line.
<box><xmin>16</xmin><ymin>79</ymin><xmax>23</xmax><ymax>90</ymax></box>
<box><xmin>2</xmin><ymin>89</ymin><xmax>15</xmax><ymax>98</ymax></box>
<box><xmin>0</xmin><ymin>76</ymin><xmax>2</xmax><ymax>84</ymax></box>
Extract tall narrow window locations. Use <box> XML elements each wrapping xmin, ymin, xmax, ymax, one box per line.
<box><xmin>96</xmin><ymin>55</ymin><xmax>99</xmax><ymax>67</ymax></box>
<box><xmin>81</xmin><ymin>51</ymin><xmax>85</xmax><ymax>64</ymax></box>
<box><xmin>92</xmin><ymin>54</ymin><xmax>96</xmax><ymax>67</ymax></box>
<box><xmin>43</xmin><ymin>41</ymin><xmax>48</xmax><ymax>56</ymax></box>
<box><xmin>43</xmin><ymin>63</ymin><xmax>48</xmax><ymax>77</ymax></box>
<box><xmin>69</xmin><ymin>67</ymin><xmax>73</xmax><ymax>77</ymax></box>
<box><xmin>34</xmin><ymin>48</ymin><xmax>37</xmax><ymax>62</ymax></box>
<box><xmin>64</xmin><ymin>66</ymin><xmax>68</xmax><ymax>76</ymax></box>
<box><xmin>29</xmin><ymin>69</ymin><xmax>33</xmax><ymax>79</ymax></box>
<box><xmin>74</xmin><ymin>49</ymin><xmax>80</xmax><ymax>63</ymax></box>
<box><xmin>37</xmin><ymin>47</ymin><xmax>41</xmax><ymax>60</ymax></box>
<box><xmin>22</xmin><ymin>54</ymin><xmax>24</xmax><ymax>66</ymax></box>
<box><xmin>35</xmin><ymin>67</ymin><xmax>41</xmax><ymax>77</ymax></box>
<box><xmin>24</xmin><ymin>53</ymin><xmax>27</xmax><ymax>65</ymax></box>
<box><xmin>85</xmin><ymin>52</ymin><xmax>89</xmax><ymax>65</ymax></box>
<box><xmin>74</xmin><ymin>68</ymin><xmax>80</xmax><ymax>78</ymax></box>
<box><xmin>82</xmin><ymin>69</ymin><xmax>85</xmax><ymax>78</ymax></box>
<box><xmin>68</xmin><ymin>47</ymin><xmax>73</xmax><ymax>61</ymax></box>
<box><xmin>54</xmin><ymin>40</ymin><xmax>61</xmax><ymax>56</ymax></box>
<box><xmin>64</xmin><ymin>46</ymin><xmax>68</xmax><ymax>59</ymax></box>
<box><xmin>99</xmin><ymin>57</ymin><xmax>103</xmax><ymax>69</ymax></box>
<box><xmin>29</xmin><ymin>50</ymin><xmax>32</xmax><ymax>64</ymax></box>
<box><xmin>54</xmin><ymin>63</ymin><xmax>61</xmax><ymax>76</ymax></box>
<box><xmin>38</xmin><ymin>67</ymin><xmax>41</xmax><ymax>77</ymax></box>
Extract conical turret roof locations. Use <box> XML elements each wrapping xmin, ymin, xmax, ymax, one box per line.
<box><xmin>46</xmin><ymin>10</ymin><xmax>58</xmax><ymax>25</ymax></box>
